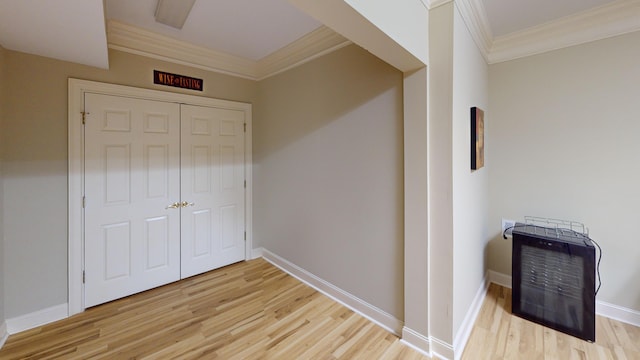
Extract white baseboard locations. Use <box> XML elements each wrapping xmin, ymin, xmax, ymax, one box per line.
<box><xmin>452</xmin><ymin>273</ymin><xmax>491</xmax><ymax>360</ymax></box>
<box><xmin>401</xmin><ymin>326</ymin><xmax>431</xmax><ymax>356</ymax></box>
<box><xmin>261</xmin><ymin>248</ymin><xmax>404</xmax><ymax>335</ymax></box>
<box><xmin>251</xmin><ymin>246</ymin><xmax>264</xmax><ymax>260</ymax></box>
<box><xmin>487</xmin><ymin>271</ymin><xmax>640</xmax><ymax>328</ymax></box>
<box><xmin>487</xmin><ymin>270</ymin><xmax>511</xmax><ymax>289</ymax></box>
<box><xmin>6</xmin><ymin>303</ymin><xmax>68</xmax><ymax>334</ymax></box>
<box><xmin>0</xmin><ymin>321</ymin><xmax>8</xmax><ymax>348</ymax></box>
<box><xmin>430</xmin><ymin>336</ymin><xmax>454</xmax><ymax>360</ymax></box>
<box><xmin>597</xmin><ymin>300</ymin><xmax>640</xmax><ymax>328</ymax></box>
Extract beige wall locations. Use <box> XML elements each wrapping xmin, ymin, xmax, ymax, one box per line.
<box><xmin>428</xmin><ymin>3</ymin><xmax>491</xmax><ymax>350</ymax></box>
<box><xmin>428</xmin><ymin>2</ymin><xmax>455</xmax><ymax>345</ymax></box>
<box><xmin>253</xmin><ymin>44</ymin><xmax>405</xmax><ymax>319</ymax></box>
<box><xmin>2</xmin><ymin>48</ymin><xmax>256</xmax><ymax>318</ymax></box>
<box><xmin>451</xmin><ymin>4</ymin><xmax>489</xmax><ymax>339</ymax></box>
<box><xmin>0</xmin><ymin>44</ymin><xmax>6</xmax><ymax>323</ymax></box>
<box><xmin>488</xmin><ymin>31</ymin><xmax>640</xmax><ymax>312</ymax></box>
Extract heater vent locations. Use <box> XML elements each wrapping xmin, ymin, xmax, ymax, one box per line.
<box><xmin>512</xmin><ymin>221</ymin><xmax>596</xmax><ymax>342</ymax></box>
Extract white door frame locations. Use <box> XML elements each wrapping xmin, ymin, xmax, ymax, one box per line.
<box><xmin>68</xmin><ymin>78</ymin><xmax>253</xmax><ymax>316</ymax></box>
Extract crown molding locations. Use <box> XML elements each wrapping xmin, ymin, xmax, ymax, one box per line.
<box><xmin>107</xmin><ymin>20</ymin><xmax>352</xmax><ymax>81</ymax></box>
<box><xmin>256</xmin><ymin>26</ymin><xmax>351</xmax><ymax>80</ymax></box>
<box><xmin>488</xmin><ymin>0</ymin><xmax>640</xmax><ymax>63</ymax></box>
<box><xmin>107</xmin><ymin>20</ymin><xmax>257</xmax><ymax>79</ymax></box>
<box><xmin>423</xmin><ymin>0</ymin><xmax>452</xmax><ymax>10</ymax></box>
<box><xmin>451</xmin><ymin>0</ymin><xmax>640</xmax><ymax>65</ymax></box>
<box><xmin>455</xmin><ymin>0</ymin><xmax>493</xmax><ymax>61</ymax></box>
<box><xmin>109</xmin><ymin>1</ymin><xmax>640</xmax><ymax>76</ymax></box>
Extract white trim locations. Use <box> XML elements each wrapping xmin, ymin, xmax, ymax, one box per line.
<box><xmin>261</xmin><ymin>248</ymin><xmax>404</xmax><ymax>335</ymax></box>
<box><xmin>487</xmin><ymin>270</ymin><xmax>511</xmax><ymax>289</ymax></box>
<box><xmin>597</xmin><ymin>301</ymin><xmax>640</xmax><ymax>328</ymax></box>
<box><xmin>488</xmin><ymin>271</ymin><xmax>640</xmax><ymax>328</ymax></box>
<box><xmin>68</xmin><ymin>78</ymin><xmax>253</xmax><ymax>315</ymax></box>
<box><xmin>0</xmin><ymin>322</ymin><xmax>8</xmax><ymax>348</ymax></box>
<box><xmin>454</xmin><ymin>0</ymin><xmax>492</xmax><ymax>61</ymax></box>
<box><xmin>430</xmin><ymin>336</ymin><xmax>454</xmax><ymax>360</ymax></box>
<box><xmin>424</xmin><ymin>0</ymin><xmax>453</xmax><ymax>10</ymax></box>
<box><xmin>6</xmin><ymin>304</ymin><xmax>68</xmax><ymax>334</ymax></box>
<box><xmin>68</xmin><ymin>79</ymin><xmax>85</xmax><ymax>316</ymax></box>
<box><xmin>244</xmin><ymin>108</ymin><xmax>254</xmax><ymax>262</ymax></box>
<box><xmin>251</xmin><ymin>246</ymin><xmax>264</xmax><ymax>260</ymax></box>
<box><xmin>108</xmin><ymin>20</ymin><xmax>351</xmax><ymax>81</ymax></box>
<box><xmin>401</xmin><ymin>327</ymin><xmax>431</xmax><ymax>355</ymax></box>
<box><xmin>488</xmin><ymin>0</ymin><xmax>640</xmax><ymax>63</ymax></box>
<box><xmin>452</xmin><ymin>273</ymin><xmax>489</xmax><ymax>360</ymax></box>
<box><xmin>256</xmin><ymin>26</ymin><xmax>351</xmax><ymax>80</ymax></box>
<box><xmin>453</xmin><ymin>0</ymin><xmax>640</xmax><ymax>65</ymax></box>
<box><xmin>107</xmin><ymin>20</ymin><xmax>257</xmax><ymax>80</ymax></box>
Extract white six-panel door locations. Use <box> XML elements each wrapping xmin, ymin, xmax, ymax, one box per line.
<box><xmin>84</xmin><ymin>93</ymin><xmax>181</xmax><ymax>307</ymax></box>
<box><xmin>180</xmin><ymin>104</ymin><xmax>246</xmax><ymax>278</ymax></box>
<box><xmin>84</xmin><ymin>94</ymin><xmax>246</xmax><ymax>307</ymax></box>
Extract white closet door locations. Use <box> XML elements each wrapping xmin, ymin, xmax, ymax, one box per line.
<box><xmin>180</xmin><ymin>104</ymin><xmax>246</xmax><ymax>278</ymax></box>
<box><xmin>84</xmin><ymin>93</ymin><xmax>181</xmax><ymax>308</ymax></box>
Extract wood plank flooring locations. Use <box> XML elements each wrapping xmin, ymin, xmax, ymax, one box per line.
<box><xmin>0</xmin><ymin>259</ymin><xmax>429</xmax><ymax>360</ymax></box>
<box><xmin>2</xmin><ymin>260</ymin><xmax>638</xmax><ymax>359</ymax></box>
<box><xmin>462</xmin><ymin>283</ymin><xmax>640</xmax><ymax>359</ymax></box>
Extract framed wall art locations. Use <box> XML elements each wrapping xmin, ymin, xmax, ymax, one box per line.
<box><xmin>471</xmin><ymin>107</ymin><xmax>484</xmax><ymax>170</ymax></box>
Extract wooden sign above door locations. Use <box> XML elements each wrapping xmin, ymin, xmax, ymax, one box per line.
<box><xmin>153</xmin><ymin>70</ymin><xmax>203</xmax><ymax>91</ymax></box>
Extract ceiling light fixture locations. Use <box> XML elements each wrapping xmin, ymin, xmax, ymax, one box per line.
<box><xmin>154</xmin><ymin>0</ymin><xmax>197</xmax><ymax>29</ymax></box>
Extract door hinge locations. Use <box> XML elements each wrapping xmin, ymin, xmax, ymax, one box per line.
<box><xmin>244</xmin><ymin>180</ymin><xmax>246</xmax><ymax>188</ymax></box>
<box><xmin>244</xmin><ymin>231</ymin><xmax>246</xmax><ymax>241</ymax></box>
<box><xmin>244</xmin><ymin>123</ymin><xmax>246</xmax><ymax>132</ymax></box>
<box><xmin>81</xmin><ymin>111</ymin><xmax>89</xmax><ymax>125</ymax></box>
<box><xmin>82</xmin><ymin>271</ymin><xmax>85</xmax><ymax>284</ymax></box>
<box><xmin>82</xmin><ymin>196</ymin><xmax>86</xmax><ymax>208</ymax></box>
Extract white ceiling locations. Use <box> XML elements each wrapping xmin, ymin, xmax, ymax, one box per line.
<box><xmin>105</xmin><ymin>0</ymin><xmax>322</xmax><ymax>61</ymax></box>
<box><xmin>483</xmin><ymin>0</ymin><xmax>618</xmax><ymax>36</ymax></box>
<box><xmin>0</xmin><ymin>0</ymin><xmax>108</xmax><ymax>68</ymax></box>
<box><xmin>0</xmin><ymin>0</ymin><xmax>636</xmax><ymax>70</ymax></box>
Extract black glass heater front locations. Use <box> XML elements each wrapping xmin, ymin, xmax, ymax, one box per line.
<box><xmin>512</xmin><ymin>223</ymin><xmax>596</xmax><ymax>342</ymax></box>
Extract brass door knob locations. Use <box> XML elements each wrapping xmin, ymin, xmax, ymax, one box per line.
<box><xmin>180</xmin><ymin>201</ymin><xmax>195</xmax><ymax>208</ymax></box>
<box><xmin>165</xmin><ymin>202</ymin><xmax>180</xmax><ymax>209</ymax></box>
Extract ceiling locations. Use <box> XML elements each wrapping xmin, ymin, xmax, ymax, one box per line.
<box><xmin>0</xmin><ymin>0</ymin><xmax>109</xmax><ymax>68</ymax></box>
<box><xmin>482</xmin><ymin>0</ymin><xmax>617</xmax><ymax>37</ymax></box>
<box><xmin>0</xmin><ymin>0</ymin><xmax>635</xmax><ymax>72</ymax></box>
<box><xmin>105</xmin><ymin>0</ymin><xmax>322</xmax><ymax>61</ymax></box>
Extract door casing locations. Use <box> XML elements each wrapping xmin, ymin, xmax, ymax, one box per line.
<box><xmin>68</xmin><ymin>78</ymin><xmax>253</xmax><ymax>316</ymax></box>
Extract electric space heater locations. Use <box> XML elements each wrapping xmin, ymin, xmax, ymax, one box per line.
<box><xmin>512</xmin><ymin>219</ymin><xmax>596</xmax><ymax>342</ymax></box>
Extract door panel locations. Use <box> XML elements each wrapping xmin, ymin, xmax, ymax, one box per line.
<box><xmin>84</xmin><ymin>94</ymin><xmax>246</xmax><ymax>307</ymax></box>
<box><xmin>84</xmin><ymin>93</ymin><xmax>181</xmax><ymax>308</ymax></box>
<box><xmin>103</xmin><ymin>221</ymin><xmax>131</xmax><ymax>280</ymax></box>
<box><xmin>180</xmin><ymin>104</ymin><xmax>245</xmax><ymax>278</ymax></box>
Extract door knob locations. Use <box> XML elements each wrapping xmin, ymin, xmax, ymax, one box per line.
<box><xmin>165</xmin><ymin>202</ymin><xmax>181</xmax><ymax>209</ymax></box>
<box><xmin>180</xmin><ymin>201</ymin><xmax>195</xmax><ymax>208</ymax></box>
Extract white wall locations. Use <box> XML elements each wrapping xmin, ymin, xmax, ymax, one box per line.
<box><xmin>289</xmin><ymin>0</ymin><xmax>427</xmax><ymax>71</ymax></box>
<box><xmin>403</xmin><ymin>67</ymin><xmax>429</xmax><ymax>338</ymax></box>
<box><xmin>428</xmin><ymin>3</ymin><xmax>491</xmax><ymax>353</ymax></box>
<box><xmin>451</xmin><ymin>3</ymin><xmax>489</xmax><ymax>339</ymax></box>
<box><xmin>343</xmin><ymin>0</ymin><xmax>429</xmax><ymax>65</ymax></box>
<box><xmin>428</xmin><ymin>2</ymin><xmax>455</xmax><ymax>346</ymax></box>
<box><xmin>452</xmin><ymin>2</ymin><xmax>492</xmax><ymax>336</ymax></box>
<box><xmin>253</xmin><ymin>44</ymin><xmax>405</xmax><ymax>319</ymax></box>
<box><xmin>488</xmin><ymin>31</ymin><xmax>640</xmax><ymax>312</ymax></box>
<box><xmin>1</xmin><ymin>48</ymin><xmax>256</xmax><ymax>318</ymax></box>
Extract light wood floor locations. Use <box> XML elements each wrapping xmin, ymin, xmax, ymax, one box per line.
<box><xmin>2</xmin><ymin>259</ymin><xmax>638</xmax><ymax>359</ymax></box>
<box><xmin>462</xmin><ymin>283</ymin><xmax>640</xmax><ymax>359</ymax></box>
<box><xmin>0</xmin><ymin>259</ymin><xmax>428</xmax><ymax>360</ymax></box>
